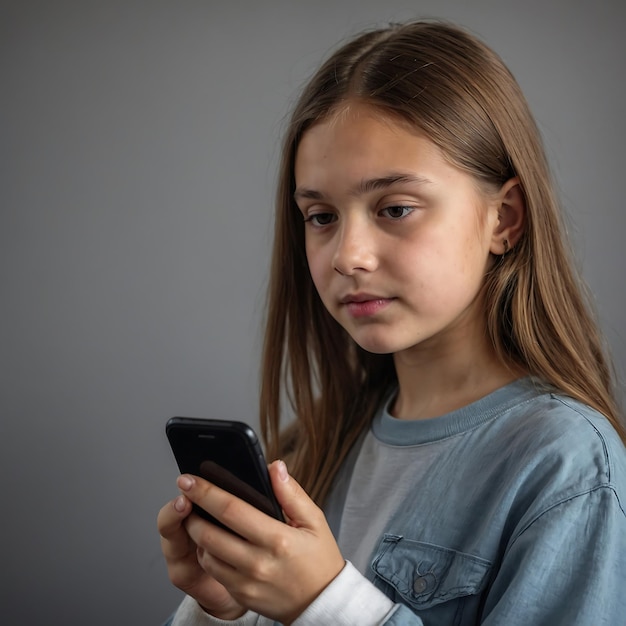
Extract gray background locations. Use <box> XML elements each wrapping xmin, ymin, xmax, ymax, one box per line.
<box><xmin>2</xmin><ymin>0</ymin><xmax>624</xmax><ymax>624</ymax></box>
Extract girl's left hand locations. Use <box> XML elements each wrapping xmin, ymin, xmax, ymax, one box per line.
<box><xmin>177</xmin><ymin>460</ymin><xmax>345</xmax><ymax>625</ymax></box>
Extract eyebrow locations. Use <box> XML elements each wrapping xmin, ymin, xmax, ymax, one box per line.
<box><xmin>293</xmin><ymin>173</ymin><xmax>433</xmax><ymax>201</ymax></box>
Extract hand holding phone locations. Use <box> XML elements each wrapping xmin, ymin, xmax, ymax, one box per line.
<box><xmin>166</xmin><ymin>417</ymin><xmax>284</xmax><ymax>530</ymax></box>
<box><xmin>161</xmin><ymin>418</ymin><xmax>346</xmax><ymax>624</ymax></box>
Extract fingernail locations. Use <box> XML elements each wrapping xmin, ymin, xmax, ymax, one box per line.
<box><xmin>277</xmin><ymin>460</ymin><xmax>289</xmax><ymax>482</ymax></box>
<box><xmin>174</xmin><ymin>495</ymin><xmax>186</xmax><ymax>512</ymax></box>
<box><xmin>178</xmin><ymin>475</ymin><xmax>194</xmax><ymax>491</ymax></box>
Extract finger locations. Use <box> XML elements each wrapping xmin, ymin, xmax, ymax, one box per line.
<box><xmin>194</xmin><ymin>535</ymin><xmax>240</xmax><ymax>580</ymax></box>
<box><xmin>177</xmin><ymin>474</ymin><xmax>282</xmax><ymax>543</ymax></box>
<box><xmin>268</xmin><ymin>461</ymin><xmax>324</xmax><ymax>530</ymax></box>
<box><xmin>158</xmin><ymin>493</ymin><xmax>192</xmax><ymax>536</ymax></box>
<box><xmin>157</xmin><ymin>494</ymin><xmax>196</xmax><ymax>560</ymax></box>
<box><xmin>193</xmin><ymin>530</ymin><xmax>279</xmax><ymax>610</ymax></box>
<box><xmin>186</xmin><ymin>512</ymin><xmax>261</xmax><ymax>569</ymax></box>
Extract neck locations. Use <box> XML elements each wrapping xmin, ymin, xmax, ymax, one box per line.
<box><xmin>391</xmin><ymin>330</ymin><xmax>523</xmax><ymax>421</ymax></box>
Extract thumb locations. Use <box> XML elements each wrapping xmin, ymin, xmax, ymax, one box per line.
<box><xmin>269</xmin><ymin>460</ymin><xmax>319</xmax><ymax>529</ymax></box>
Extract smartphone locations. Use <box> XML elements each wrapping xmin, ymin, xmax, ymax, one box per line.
<box><xmin>165</xmin><ymin>417</ymin><xmax>284</xmax><ymax>530</ymax></box>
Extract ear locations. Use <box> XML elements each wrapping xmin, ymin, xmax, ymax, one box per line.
<box><xmin>490</xmin><ymin>177</ymin><xmax>526</xmax><ymax>255</ymax></box>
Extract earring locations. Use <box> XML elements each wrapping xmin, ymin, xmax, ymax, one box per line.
<box><xmin>502</xmin><ymin>239</ymin><xmax>510</xmax><ymax>255</ymax></box>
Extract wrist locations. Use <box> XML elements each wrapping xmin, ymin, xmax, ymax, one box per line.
<box><xmin>172</xmin><ymin>595</ymin><xmax>253</xmax><ymax>626</ymax></box>
<box><xmin>198</xmin><ymin>603</ymin><xmax>246</xmax><ymax>621</ymax></box>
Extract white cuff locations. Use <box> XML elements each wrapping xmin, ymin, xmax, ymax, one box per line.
<box><xmin>293</xmin><ymin>561</ymin><xmax>396</xmax><ymax>626</ymax></box>
<box><xmin>171</xmin><ymin>595</ymin><xmax>259</xmax><ymax>626</ymax></box>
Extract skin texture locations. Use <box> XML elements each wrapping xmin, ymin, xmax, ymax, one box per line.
<box><xmin>158</xmin><ymin>102</ymin><xmax>526</xmax><ymax>622</ymax></box>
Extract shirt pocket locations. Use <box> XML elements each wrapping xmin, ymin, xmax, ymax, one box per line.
<box><xmin>371</xmin><ymin>534</ymin><xmax>492</xmax><ymax>619</ymax></box>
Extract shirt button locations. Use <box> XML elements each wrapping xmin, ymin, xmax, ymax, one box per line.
<box><xmin>413</xmin><ymin>576</ymin><xmax>429</xmax><ymax>594</ymax></box>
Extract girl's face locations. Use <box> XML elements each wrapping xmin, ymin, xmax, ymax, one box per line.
<box><xmin>294</xmin><ymin>103</ymin><xmax>502</xmax><ymax>358</ymax></box>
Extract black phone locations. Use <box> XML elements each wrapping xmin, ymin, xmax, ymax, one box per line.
<box><xmin>165</xmin><ymin>417</ymin><xmax>284</xmax><ymax>530</ymax></box>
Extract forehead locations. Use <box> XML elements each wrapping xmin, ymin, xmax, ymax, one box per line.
<box><xmin>294</xmin><ymin>103</ymin><xmax>449</xmax><ymax>187</ymax></box>
<box><xmin>300</xmin><ymin>102</ymin><xmax>420</xmax><ymax>152</ymax></box>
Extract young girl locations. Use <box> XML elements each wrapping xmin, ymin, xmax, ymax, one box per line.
<box><xmin>158</xmin><ymin>20</ymin><xmax>626</xmax><ymax>625</ymax></box>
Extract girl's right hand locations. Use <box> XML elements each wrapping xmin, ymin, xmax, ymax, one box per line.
<box><xmin>157</xmin><ymin>493</ymin><xmax>246</xmax><ymax>621</ymax></box>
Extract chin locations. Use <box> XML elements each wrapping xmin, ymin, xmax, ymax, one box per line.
<box><xmin>350</xmin><ymin>334</ymin><xmax>401</xmax><ymax>355</ymax></box>
<box><xmin>349</xmin><ymin>327</ymin><xmax>427</xmax><ymax>355</ymax></box>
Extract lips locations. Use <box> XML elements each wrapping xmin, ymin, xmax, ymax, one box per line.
<box><xmin>339</xmin><ymin>292</ymin><xmax>375</xmax><ymax>302</ymax></box>
<box><xmin>340</xmin><ymin>293</ymin><xmax>395</xmax><ymax>318</ymax></box>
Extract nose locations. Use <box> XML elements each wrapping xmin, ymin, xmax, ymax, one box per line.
<box><xmin>332</xmin><ymin>217</ymin><xmax>378</xmax><ymax>275</ymax></box>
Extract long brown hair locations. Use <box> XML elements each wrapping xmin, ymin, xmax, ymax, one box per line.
<box><xmin>259</xmin><ymin>20</ymin><xmax>625</xmax><ymax>505</ymax></box>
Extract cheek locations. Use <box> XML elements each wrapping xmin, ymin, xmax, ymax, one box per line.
<box><xmin>396</xmin><ymin>231</ymin><xmax>482</xmax><ymax>299</ymax></box>
<box><xmin>305</xmin><ymin>242</ymin><xmax>328</xmax><ymax>291</ymax></box>
<box><xmin>440</xmin><ymin>220</ymin><xmax>489</xmax><ymax>275</ymax></box>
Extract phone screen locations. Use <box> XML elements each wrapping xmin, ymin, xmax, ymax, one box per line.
<box><xmin>166</xmin><ymin>417</ymin><xmax>284</xmax><ymax>526</ymax></box>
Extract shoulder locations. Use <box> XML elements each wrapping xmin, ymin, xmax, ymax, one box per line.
<box><xmin>508</xmin><ymin>389</ymin><xmax>624</xmax><ymax>472</ymax></box>
<box><xmin>544</xmin><ymin>394</ymin><xmax>625</xmax><ymax>470</ymax></box>
<box><xmin>491</xmin><ymin>385</ymin><xmax>626</xmax><ymax>513</ymax></box>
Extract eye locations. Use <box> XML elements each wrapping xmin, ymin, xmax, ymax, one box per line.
<box><xmin>305</xmin><ymin>212</ymin><xmax>336</xmax><ymax>227</ymax></box>
<box><xmin>380</xmin><ymin>205</ymin><xmax>414</xmax><ymax>219</ymax></box>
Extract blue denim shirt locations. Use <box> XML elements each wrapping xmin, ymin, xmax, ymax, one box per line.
<box><xmin>325</xmin><ymin>378</ymin><xmax>626</xmax><ymax>624</ymax></box>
